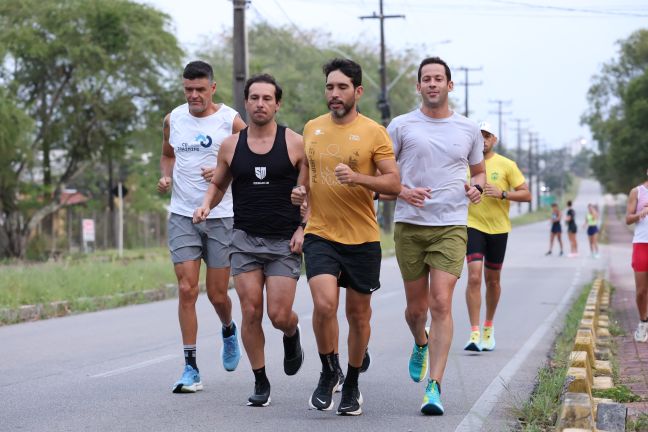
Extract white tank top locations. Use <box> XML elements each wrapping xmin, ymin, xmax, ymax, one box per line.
<box><xmin>634</xmin><ymin>184</ymin><xmax>648</xmax><ymax>243</ymax></box>
<box><xmin>168</xmin><ymin>103</ymin><xmax>238</xmax><ymax>218</ymax></box>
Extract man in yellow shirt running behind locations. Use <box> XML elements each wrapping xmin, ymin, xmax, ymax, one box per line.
<box><xmin>464</xmin><ymin>121</ymin><xmax>531</xmax><ymax>352</ymax></box>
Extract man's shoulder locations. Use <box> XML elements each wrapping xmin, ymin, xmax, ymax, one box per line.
<box><xmin>389</xmin><ymin>110</ymin><xmax>420</xmax><ymax>127</ymax></box>
<box><xmin>170</xmin><ymin>103</ymin><xmax>188</xmax><ymax>117</ymax></box>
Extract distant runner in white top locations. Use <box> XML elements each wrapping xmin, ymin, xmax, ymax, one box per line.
<box><xmin>157</xmin><ymin>60</ymin><xmax>246</xmax><ymax>394</ymax></box>
<box><xmin>626</xmin><ymin>168</ymin><xmax>648</xmax><ymax>342</ymax></box>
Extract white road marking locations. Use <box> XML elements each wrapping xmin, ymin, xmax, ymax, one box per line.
<box><xmin>90</xmin><ymin>354</ymin><xmax>178</xmax><ymax>378</ymax></box>
<box><xmin>455</xmin><ymin>267</ymin><xmax>583</xmax><ymax>431</ymax></box>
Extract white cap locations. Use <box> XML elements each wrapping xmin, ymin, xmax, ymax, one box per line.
<box><xmin>479</xmin><ymin>121</ymin><xmax>497</xmax><ymax>137</ymax></box>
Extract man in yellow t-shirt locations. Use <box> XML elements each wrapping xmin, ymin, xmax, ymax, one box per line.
<box><xmin>291</xmin><ymin>58</ymin><xmax>400</xmax><ymax>416</ymax></box>
<box><xmin>463</xmin><ymin>121</ymin><xmax>531</xmax><ymax>352</ymax></box>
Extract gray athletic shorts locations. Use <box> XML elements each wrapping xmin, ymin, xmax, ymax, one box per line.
<box><xmin>230</xmin><ymin>229</ymin><xmax>301</xmax><ymax>279</ymax></box>
<box><xmin>167</xmin><ymin>213</ymin><xmax>233</xmax><ymax>268</ymax></box>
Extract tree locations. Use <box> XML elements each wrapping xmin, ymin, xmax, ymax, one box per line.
<box><xmin>582</xmin><ymin>29</ymin><xmax>648</xmax><ymax>192</ymax></box>
<box><xmin>198</xmin><ymin>22</ymin><xmax>419</xmax><ymax>132</ymax></box>
<box><xmin>0</xmin><ymin>0</ymin><xmax>183</xmax><ymax>258</ymax></box>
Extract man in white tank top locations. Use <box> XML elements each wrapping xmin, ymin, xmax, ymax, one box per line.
<box><xmin>626</xmin><ymin>168</ymin><xmax>648</xmax><ymax>342</ymax></box>
<box><xmin>157</xmin><ymin>61</ymin><xmax>246</xmax><ymax>393</ymax></box>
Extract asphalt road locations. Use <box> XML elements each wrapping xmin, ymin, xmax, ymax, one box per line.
<box><xmin>0</xmin><ymin>180</ymin><xmax>606</xmax><ymax>432</ymax></box>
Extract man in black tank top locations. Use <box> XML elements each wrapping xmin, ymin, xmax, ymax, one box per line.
<box><xmin>194</xmin><ymin>74</ymin><xmax>308</xmax><ymax>407</ymax></box>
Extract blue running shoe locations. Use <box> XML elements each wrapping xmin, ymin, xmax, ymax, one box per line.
<box><xmin>222</xmin><ymin>320</ymin><xmax>241</xmax><ymax>372</ymax></box>
<box><xmin>420</xmin><ymin>379</ymin><xmax>444</xmax><ymax>415</ymax></box>
<box><xmin>409</xmin><ymin>330</ymin><xmax>429</xmax><ymax>383</ymax></box>
<box><xmin>172</xmin><ymin>364</ymin><xmax>203</xmax><ymax>393</ymax></box>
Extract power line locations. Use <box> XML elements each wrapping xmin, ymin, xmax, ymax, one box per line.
<box><xmin>489</xmin><ymin>0</ymin><xmax>648</xmax><ymax>18</ymax></box>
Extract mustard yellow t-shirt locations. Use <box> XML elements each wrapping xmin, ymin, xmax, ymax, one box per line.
<box><xmin>304</xmin><ymin>113</ymin><xmax>395</xmax><ymax>244</ymax></box>
<box><xmin>467</xmin><ymin>153</ymin><xmax>526</xmax><ymax>234</ymax></box>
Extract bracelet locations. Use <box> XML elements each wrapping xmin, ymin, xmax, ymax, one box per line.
<box><xmin>473</xmin><ymin>184</ymin><xmax>483</xmax><ymax>194</ymax></box>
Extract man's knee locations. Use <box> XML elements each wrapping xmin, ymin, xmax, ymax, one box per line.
<box><xmin>429</xmin><ymin>292</ymin><xmax>453</xmax><ymax>316</ymax></box>
<box><xmin>240</xmin><ymin>300</ymin><xmax>263</xmax><ymax>324</ymax></box>
<box><xmin>178</xmin><ymin>280</ymin><xmax>199</xmax><ymax>304</ymax></box>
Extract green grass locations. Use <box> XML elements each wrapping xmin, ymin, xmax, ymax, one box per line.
<box><xmin>513</xmin><ymin>282</ymin><xmax>591</xmax><ymax>431</ymax></box>
<box><xmin>592</xmin><ymin>385</ymin><xmax>642</xmax><ymax>403</ymax></box>
<box><xmin>1</xmin><ymin>233</ymin><xmax>396</xmax><ymax>310</ymax></box>
<box><xmin>0</xmin><ymin>249</ymin><xmax>177</xmax><ymax>308</ymax></box>
<box><xmin>627</xmin><ymin>413</ymin><xmax>648</xmax><ymax>432</ymax></box>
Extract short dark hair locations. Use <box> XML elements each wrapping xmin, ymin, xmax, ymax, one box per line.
<box><xmin>417</xmin><ymin>57</ymin><xmax>451</xmax><ymax>82</ymax></box>
<box><xmin>244</xmin><ymin>73</ymin><xmax>283</xmax><ymax>102</ymax></box>
<box><xmin>183</xmin><ymin>61</ymin><xmax>213</xmax><ymax>82</ymax></box>
<box><xmin>323</xmin><ymin>58</ymin><xmax>362</xmax><ymax>88</ymax></box>
<box><xmin>567</xmin><ymin>200</ymin><xmax>573</xmax><ymax>206</ymax></box>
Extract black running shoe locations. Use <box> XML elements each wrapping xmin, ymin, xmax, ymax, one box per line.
<box><xmin>336</xmin><ymin>364</ymin><xmax>345</xmax><ymax>393</ymax></box>
<box><xmin>336</xmin><ymin>385</ymin><xmax>363</xmax><ymax>416</ymax></box>
<box><xmin>308</xmin><ymin>371</ymin><xmax>339</xmax><ymax>410</ymax></box>
<box><xmin>360</xmin><ymin>348</ymin><xmax>371</xmax><ymax>373</ymax></box>
<box><xmin>247</xmin><ymin>380</ymin><xmax>271</xmax><ymax>407</ymax></box>
<box><xmin>283</xmin><ymin>324</ymin><xmax>304</xmax><ymax>376</ymax></box>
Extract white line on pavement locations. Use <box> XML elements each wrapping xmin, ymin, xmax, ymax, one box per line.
<box><xmin>90</xmin><ymin>354</ymin><xmax>178</xmax><ymax>378</ymax></box>
<box><xmin>454</xmin><ymin>266</ymin><xmax>583</xmax><ymax>431</ymax></box>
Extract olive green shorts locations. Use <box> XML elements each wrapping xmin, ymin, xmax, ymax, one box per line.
<box><xmin>394</xmin><ymin>223</ymin><xmax>467</xmax><ymax>280</ymax></box>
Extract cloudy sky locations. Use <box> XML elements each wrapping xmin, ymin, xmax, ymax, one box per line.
<box><xmin>139</xmin><ymin>0</ymin><xmax>647</xmax><ymax>151</ymax></box>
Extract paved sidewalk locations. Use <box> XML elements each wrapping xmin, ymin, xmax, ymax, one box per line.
<box><xmin>605</xmin><ymin>203</ymin><xmax>648</xmax><ymax>420</ymax></box>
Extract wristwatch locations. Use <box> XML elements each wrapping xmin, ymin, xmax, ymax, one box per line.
<box><xmin>474</xmin><ymin>184</ymin><xmax>483</xmax><ymax>194</ymax></box>
<box><xmin>299</xmin><ymin>222</ymin><xmax>307</xmax><ymax>229</ymax></box>
<box><xmin>501</xmin><ymin>191</ymin><xmax>507</xmax><ymax>200</ymax></box>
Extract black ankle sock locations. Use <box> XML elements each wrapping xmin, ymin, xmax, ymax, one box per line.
<box><xmin>334</xmin><ymin>353</ymin><xmax>342</xmax><ymax>372</ymax></box>
<box><xmin>344</xmin><ymin>364</ymin><xmax>360</xmax><ymax>388</ymax></box>
<box><xmin>184</xmin><ymin>345</ymin><xmax>198</xmax><ymax>371</ymax></box>
<box><xmin>222</xmin><ymin>321</ymin><xmax>235</xmax><ymax>338</ymax></box>
<box><xmin>319</xmin><ymin>351</ymin><xmax>336</xmax><ymax>374</ymax></box>
<box><xmin>253</xmin><ymin>366</ymin><xmax>269</xmax><ymax>384</ymax></box>
<box><xmin>641</xmin><ymin>318</ymin><xmax>648</xmax><ymax>323</ymax></box>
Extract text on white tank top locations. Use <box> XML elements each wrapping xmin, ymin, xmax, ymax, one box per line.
<box><xmin>634</xmin><ymin>184</ymin><xmax>648</xmax><ymax>243</ymax></box>
<box><xmin>168</xmin><ymin>103</ymin><xmax>237</xmax><ymax>218</ymax></box>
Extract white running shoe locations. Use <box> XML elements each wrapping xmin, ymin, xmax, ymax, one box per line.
<box><xmin>634</xmin><ymin>322</ymin><xmax>648</xmax><ymax>343</ymax></box>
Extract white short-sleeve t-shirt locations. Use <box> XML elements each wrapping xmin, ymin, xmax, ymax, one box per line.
<box><xmin>387</xmin><ymin>109</ymin><xmax>483</xmax><ymax>226</ymax></box>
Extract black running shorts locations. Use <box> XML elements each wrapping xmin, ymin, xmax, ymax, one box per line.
<box><xmin>303</xmin><ymin>234</ymin><xmax>381</xmax><ymax>295</ymax></box>
<box><xmin>466</xmin><ymin>227</ymin><xmax>509</xmax><ymax>270</ymax></box>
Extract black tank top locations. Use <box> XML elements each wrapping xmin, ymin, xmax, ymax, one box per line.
<box><xmin>230</xmin><ymin>125</ymin><xmax>300</xmax><ymax>239</ymax></box>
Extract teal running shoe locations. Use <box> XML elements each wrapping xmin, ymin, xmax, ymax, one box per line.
<box><xmin>409</xmin><ymin>343</ymin><xmax>428</xmax><ymax>383</ymax></box>
<box><xmin>420</xmin><ymin>379</ymin><xmax>444</xmax><ymax>415</ymax></box>
<box><xmin>222</xmin><ymin>320</ymin><xmax>241</xmax><ymax>371</ymax></box>
<box><xmin>172</xmin><ymin>364</ymin><xmax>203</xmax><ymax>393</ymax></box>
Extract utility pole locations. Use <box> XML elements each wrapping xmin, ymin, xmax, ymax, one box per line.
<box><xmin>489</xmin><ymin>99</ymin><xmax>512</xmax><ymax>149</ymax></box>
<box><xmin>455</xmin><ymin>66</ymin><xmax>482</xmax><ymax>117</ymax></box>
<box><xmin>232</xmin><ymin>0</ymin><xmax>249</xmax><ymax>121</ymax></box>
<box><xmin>511</xmin><ymin>118</ymin><xmax>528</xmax><ymax>164</ymax></box>
<box><xmin>359</xmin><ymin>0</ymin><xmax>404</xmax><ymax>127</ymax></box>
<box><xmin>528</xmin><ymin>131</ymin><xmax>536</xmax><ymax>212</ymax></box>
<box><xmin>535</xmin><ymin>135</ymin><xmax>542</xmax><ymax>209</ymax></box>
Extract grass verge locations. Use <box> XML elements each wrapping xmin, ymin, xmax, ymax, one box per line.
<box><xmin>2</xmin><ymin>230</ymin><xmax>396</xmax><ymax>311</ymax></box>
<box><xmin>513</xmin><ymin>282</ymin><xmax>591</xmax><ymax>430</ymax></box>
<box><xmin>511</xmin><ymin>177</ymin><xmax>581</xmax><ymax>228</ymax></box>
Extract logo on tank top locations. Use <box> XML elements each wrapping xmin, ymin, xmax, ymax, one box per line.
<box><xmin>195</xmin><ymin>134</ymin><xmax>212</xmax><ymax>148</ymax></box>
<box><xmin>255</xmin><ymin>167</ymin><xmax>266</xmax><ymax>180</ymax></box>
<box><xmin>253</xmin><ymin>167</ymin><xmax>269</xmax><ymax>185</ymax></box>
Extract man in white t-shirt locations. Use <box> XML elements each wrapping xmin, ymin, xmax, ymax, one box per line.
<box><xmin>385</xmin><ymin>56</ymin><xmax>485</xmax><ymax>415</ymax></box>
<box><xmin>157</xmin><ymin>61</ymin><xmax>247</xmax><ymax>393</ymax></box>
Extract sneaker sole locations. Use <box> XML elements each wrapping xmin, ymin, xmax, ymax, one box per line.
<box><xmin>336</xmin><ymin>391</ymin><xmax>364</xmax><ymax>416</ymax></box>
<box><xmin>284</xmin><ymin>349</ymin><xmax>305</xmax><ymax>376</ymax></box>
<box><xmin>247</xmin><ymin>397</ymin><xmax>271</xmax><ymax>407</ymax></box>
<box><xmin>482</xmin><ymin>343</ymin><xmax>496</xmax><ymax>351</ymax></box>
<box><xmin>172</xmin><ymin>382</ymin><xmax>203</xmax><ymax>393</ymax></box>
<box><xmin>360</xmin><ymin>349</ymin><xmax>371</xmax><ymax>373</ymax></box>
<box><xmin>421</xmin><ymin>403</ymin><xmax>444</xmax><ymax>416</ymax></box>
<box><xmin>308</xmin><ymin>384</ymin><xmax>337</xmax><ymax>411</ymax></box>
<box><xmin>464</xmin><ymin>342</ymin><xmax>482</xmax><ymax>352</ymax></box>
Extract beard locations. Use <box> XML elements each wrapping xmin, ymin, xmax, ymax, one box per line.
<box><xmin>328</xmin><ymin>99</ymin><xmax>355</xmax><ymax>119</ymax></box>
